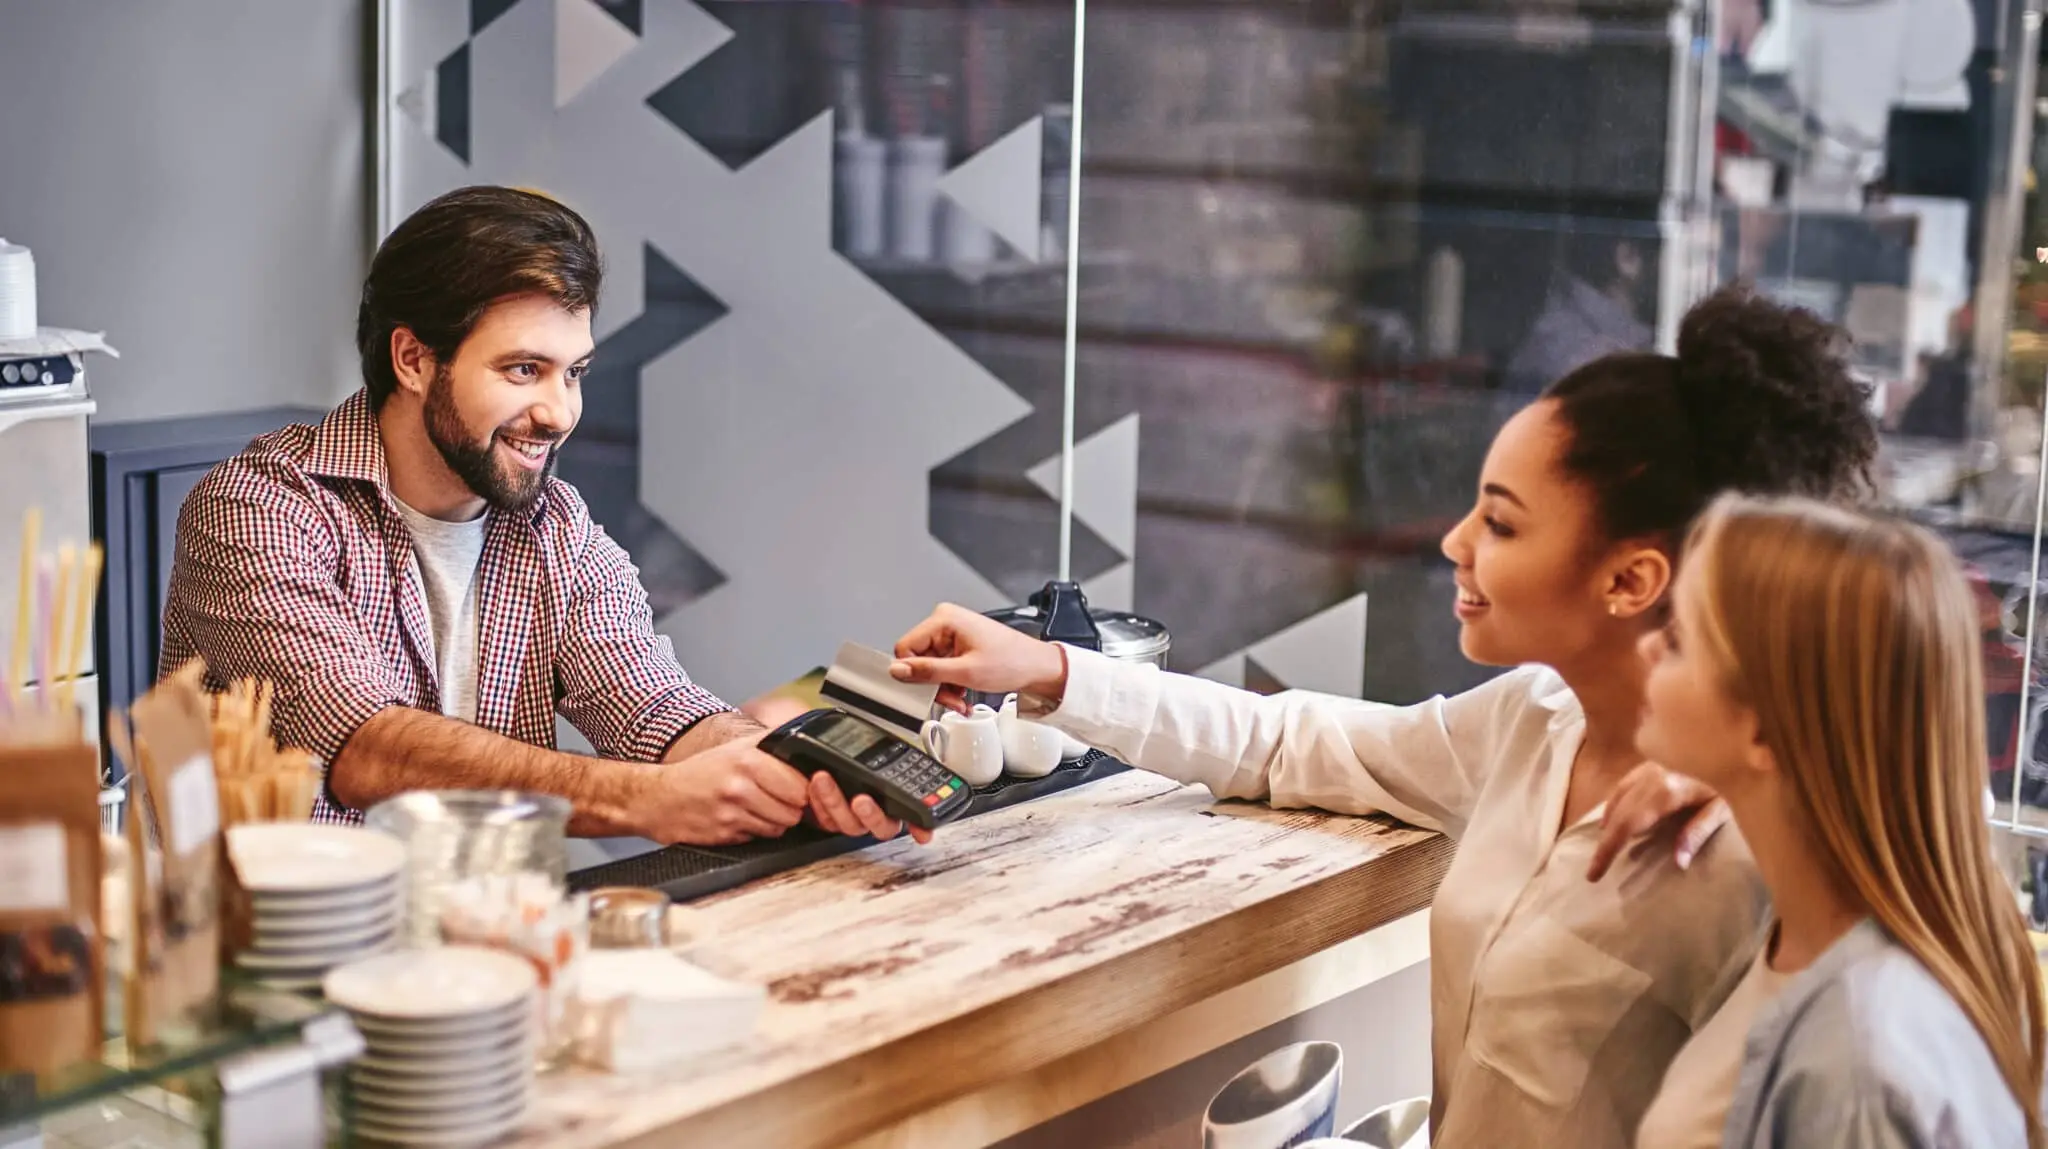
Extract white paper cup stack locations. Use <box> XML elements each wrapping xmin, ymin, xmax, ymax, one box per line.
<box><xmin>0</xmin><ymin>241</ymin><xmax>35</xmax><ymax>341</ymax></box>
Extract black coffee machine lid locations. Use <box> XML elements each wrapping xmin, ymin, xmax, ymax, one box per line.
<box><xmin>985</xmin><ymin>581</ymin><xmax>1171</xmax><ymax>663</ymax></box>
<box><xmin>1028</xmin><ymin>581</ymin><xmax>1100</xmax><ymax>650</ymax></box>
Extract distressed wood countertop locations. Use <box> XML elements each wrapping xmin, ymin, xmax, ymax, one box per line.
<box><xmin>513</xmin><ymin>770</ymin><xmax>1453</xmax><ymax>1149</ymax></box>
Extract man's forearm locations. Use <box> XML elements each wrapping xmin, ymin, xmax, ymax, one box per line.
<box><xmin>662</xmin><ymin>709</ymin><xmax>765</xmax><ymax>763</ymax></box>
<box><xmin>329</xmin><ymin>706</ymin><xmax>651</xmax><ymax>837</ymax></box>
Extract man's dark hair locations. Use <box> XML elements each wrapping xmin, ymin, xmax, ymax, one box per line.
<box><xmin>356</xmin><ymin>186</ymin><xmax>602</xmax><ymax>409</ymax></box>
<box><xmin>1561</xmin><ymin>231</ymin><xmax>1640</xmax><ymax>290</ymax></box>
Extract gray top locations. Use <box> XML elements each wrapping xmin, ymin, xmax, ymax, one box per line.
<box><xmin>391</xmin><ymin>496</ymin><xmax>488</xmax><ymax>724</ymax></box>
<box><xmin>1723</xmin><ymin>918</ymin><xmax>2034</xmax><ymax>1149</ymax></box>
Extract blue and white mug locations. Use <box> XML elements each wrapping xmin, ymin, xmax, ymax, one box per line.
<box><xmin>1203</xmin><ymin>1041</ymin><xmax>1344</xmax><ymax>1149</ymax></box>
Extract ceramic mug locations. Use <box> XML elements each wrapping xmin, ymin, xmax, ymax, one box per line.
<box><xmin>997</xmin><ymin>696</ymin><xmax>1063</xmax><ymax>778</ymax></box>
<box><xmin>1203</xmin><ymin>1041</ymin><xmax>1344</xmax><ymax>1149</ymax></box>
<box><xmin>1334</xmin><ymin>1096</ymin><xmax>1429</xmax><ymax>1149</ymax></box>
<box><xmin>922</xmin><ymin>706</ymin><xmax>1004</xmax><ymax>787</ymax></box>
<box><xmin>1058</xmin><ymin>728</ymin><xmax>1091</xmax><ymax>761</ymax></box>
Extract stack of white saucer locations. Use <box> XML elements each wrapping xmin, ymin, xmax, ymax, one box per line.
<box><xmin>0</xmin><ymin>241</ymin><xmax>34</xmax><ymax>341</ymax></box>
<box><xmin>325</xmin><ymin>947</ymin><xmax>540</xmax><ymax>1146</ymax></box>
<box><xmin>226</xmin><ymin>823</ymin><xmax>406</xmax><ymax>991</ymax></box>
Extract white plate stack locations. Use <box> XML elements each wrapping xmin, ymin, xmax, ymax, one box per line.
<box><xmin>325</xmin><ymin>947</ymin><xmax>540</xmax><ymax>1147</ymax></box>
<box><xmin>0</xmin><ymin>240</ymin><xmax>35</xmax><ymax>341</ymax></box>
<box><xmin>226</xmin><ymin>824</ymin><xmax>406</xmax><ymax>991</ymax></box>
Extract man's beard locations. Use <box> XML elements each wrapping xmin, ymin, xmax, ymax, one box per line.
<box><xmin>423</xmin><ymin>368</ymin><xmax>559</xmax><ymax>512</ymax></box>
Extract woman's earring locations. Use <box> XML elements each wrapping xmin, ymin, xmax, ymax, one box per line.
<box><xmin>1607</xmin><ymin>602</ymin><xmax>1621</xmax><ymax>618</ymax></box>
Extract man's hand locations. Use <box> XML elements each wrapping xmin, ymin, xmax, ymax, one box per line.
<box><xmin>892</xmin><ymin>603</ymin><xmax>1068</xmax><ymax>713</ymax></box>
<box><xmin>642</xmin><ymin>724</ymin><xmax>933</xmax><ymax>847</ymax></box>
<box><xmin>806</xmin><ymin>773</ymin><xmax>933</xmax><ymax>845</ymax></box>
<box><xmin>634</xmin><ymin>734</ymin><xmax>810</xmax><ymax>845</ymax></box>
<box><xmin>1586</xmin><ymin>762</ymin><xmax>1729</xmax><ymax>881</ymax></box>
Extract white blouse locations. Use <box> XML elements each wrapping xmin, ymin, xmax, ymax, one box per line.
<box><xmin>1046</xmin><ymin>648</ymin><xmax>1770</xmax><ymax>1149</ymax></box>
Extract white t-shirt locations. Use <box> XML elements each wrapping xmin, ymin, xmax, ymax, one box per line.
<box><xmin>1636</xmin><ymin>942</ymin><xmax>1791</xmax><ymax>1149</ymax></box>
<box><xmin>391</xmin><ymin>496</ymin><xmax>488</xmax><ymax>724</ymax></box>
<box><xmin>1046</xmin><ymin>648</ymin><xmax>1770</xmax><ymax>1149</ymax></box>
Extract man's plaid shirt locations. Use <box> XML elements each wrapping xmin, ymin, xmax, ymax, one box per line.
<box><xmin>159</xmin><ymin>389</ymin><xmax>733</xmax><ymax>824</ymax></box>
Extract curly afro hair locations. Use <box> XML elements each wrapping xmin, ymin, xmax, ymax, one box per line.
<box><xmin>1539</xmin><ymin>283</ymin><xmax>1878</xmax><ymax>548</ymax></box>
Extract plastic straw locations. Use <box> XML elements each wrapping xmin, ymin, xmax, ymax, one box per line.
<box><xmin>8</xmin><ymin>506</ymin><xmax>39</xmax><ymax>702</ymax></box>
<box><xmin>31</xmin><ymin>557</ymin><xmax>51</xmax><ymax>707</ymax></box>
<box><xmin>47</xmin><ymin>544</ymin><xmax>73</xmax><ymax>714</ymax></box>
<box><xmin>56</xmin><ymin>543</ymin><xmax>101</xmax><ymax>716</ymax></box>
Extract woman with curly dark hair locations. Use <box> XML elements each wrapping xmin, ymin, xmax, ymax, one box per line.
<box><xmin>889</xmin><ymin>285</ymin><xmax>1881</xmax><ymax>1148</ymax></box>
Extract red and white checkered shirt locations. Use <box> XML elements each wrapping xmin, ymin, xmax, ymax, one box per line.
<box><xmin>159</xmin><ymin>389</ymin><xmax>734</xmax><ymax>824</ymax></box>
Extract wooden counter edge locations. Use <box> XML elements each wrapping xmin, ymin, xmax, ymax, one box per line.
<box><xmin>847</xmin><ymin>908</ymin><xmax>1434</xmax><ymax>1149</ymax></box>
<box><xmin>630</xmin><ymin>829</ymin><xmax>1454</xmax><ymax>1149</ymax></box>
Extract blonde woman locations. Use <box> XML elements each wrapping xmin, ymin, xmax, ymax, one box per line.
<box><xmin>891</xmin><ymin>287</ymin><xmax>1878</xmax><ymax>1147</ymax></box>
<box><xmin>1633</xmin><ymin>496</ymin><xmax>2045</xmax><ymax>1149</ymax></box>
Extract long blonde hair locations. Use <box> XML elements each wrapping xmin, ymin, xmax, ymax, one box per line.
<box><xmin>1681</xmin><ymin>494</ymin><xmax>2044</xmax><ymax>1145</ymax></box>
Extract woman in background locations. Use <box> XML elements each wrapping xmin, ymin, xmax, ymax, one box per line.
<box><xmin>1633</xmin><ymin>496</ymin><xmax>2044</xmax><ymax>1149</ymax></box>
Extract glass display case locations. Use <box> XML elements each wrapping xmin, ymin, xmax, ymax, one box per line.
<box><xmin>0</xmin><ymin>984</ymin><xmax>349</xmax><ymax>1148</ymax></box>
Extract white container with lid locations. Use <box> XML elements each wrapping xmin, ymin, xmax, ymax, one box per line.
<box><xmin>0</xmin><ymin>240</ymin><xmax>36</xmax><ymax>342</ymax></box>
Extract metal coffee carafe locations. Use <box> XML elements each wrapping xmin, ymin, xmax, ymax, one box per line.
<box><xmin>984</xmin><ymin>580</ymin><xmax>1170</xmax><ymax>666</ymax></box>
<box><xmin>971</xmin><ymin>580</ymin><xmax>1169</xmax><ymax>710</ymax></box>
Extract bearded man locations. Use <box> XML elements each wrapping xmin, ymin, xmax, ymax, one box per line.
<box><xmin>160</xmin><ymin>186</ymin><xmax>921</xmax><ymax>846</ymax></box>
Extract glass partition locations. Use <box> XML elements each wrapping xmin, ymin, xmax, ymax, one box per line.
<box><xmin>376</xmin><ymin>0</ymin><xmax>2048</xmax><ymax>854</ymax></box>
<box><xmin>381</xmin><ymin>0</ymin><xmax>1085</xmax><ymax>704</ymax></box>
<box><xmin>1959</xmin><ymin>0</ymin><xmax>2048</xmax><ymax>924</ymax></box>
<box><xmin>1062</xmin><ymin>0</ymin><xmax>1711</xmax><ymax>698</ymax></box>
<box><xmin>1691</xmin><ymin>0</ymin><xmax>2042</xmax><ymax>903</ymax></box>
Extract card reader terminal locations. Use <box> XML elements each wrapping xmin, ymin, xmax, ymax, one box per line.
<box><xmin>759</xmin><ymin>708</ymin><xmax>972</xmax><ymax>831</ymax></box>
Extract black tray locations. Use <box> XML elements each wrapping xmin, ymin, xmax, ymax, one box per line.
<box><xmin>565</xmin><ymin>751</ymin><xmax>1129</xmax><ymax>902</ymax></box>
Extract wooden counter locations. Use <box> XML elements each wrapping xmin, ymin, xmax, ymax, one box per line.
<box><xmin>513</xmin><ymin>771</ymin><xmax>1452</xmax><ymax>1149</ymax></box>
